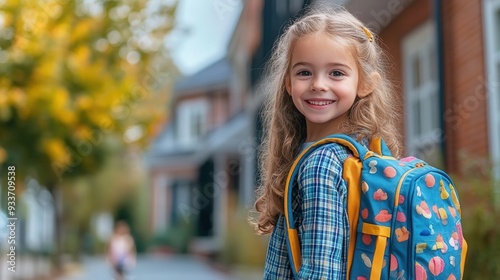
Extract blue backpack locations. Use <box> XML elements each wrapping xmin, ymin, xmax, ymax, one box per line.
<box><xmin>284</xmin><ymin>134</ymin><xmax>467</xmax><ymax>279</ymax></box>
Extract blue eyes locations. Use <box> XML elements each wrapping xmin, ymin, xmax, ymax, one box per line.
<box><xmin>296</xmin><ymin>70</ymin><xmax>344</xmax><ymax>77</ymax></box>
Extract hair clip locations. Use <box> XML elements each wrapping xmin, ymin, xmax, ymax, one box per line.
<box><xmin>362</xmin><ymin>26</ymin><xmax>373</xmax><ymax>42</ymax></box>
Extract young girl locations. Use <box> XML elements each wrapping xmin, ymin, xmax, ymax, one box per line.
<box><xmin>252</xmin><ymin>6</ymin><xmax>401</xmax><ymax>279</ymax></box>
<box><xmin>107</xmin><ymin>220</ymin><xmax>136</xmax><ymax>280</ymax></box>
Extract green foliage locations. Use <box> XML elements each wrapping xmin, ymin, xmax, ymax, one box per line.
<box><xmin>114</xmin><ymin>195</ymin><xmax>148</xmax><ymax>253</ymax></box>
<box><xmin>150</xmin><ymin>220</ymin><xmax>195</xmax><ymax>254</ymax></box>
<box><xmin>220</xmin><ymin>210</ymin><xmax>267</xmax><ymax>268</ymax></box>
<box><xmin>0</xmin><ymin>0</ymin><xmax>178</xmax><ymax>187</ymax></box>
<box><xmin>60</xmin><ymin>146</ymin><xmax>150</xmax><ymax>252</ymax></box>
<box><xmin>455</xmin><ymin>174</ymin><xmax>500</xmax><ymax>279</ymax></box>
<box><xmin>129</xmin><ymin>176</ymin><xmax>153</xmax><ymax>253</ymax></box>
<box><xmin>63</xmin><ymin>228</ymin><xmax>82</xmax><ymax>260</ymax></box>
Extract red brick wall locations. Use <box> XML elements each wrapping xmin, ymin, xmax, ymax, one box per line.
<box><xmin>379</xmin><ymin>0</ymin><xmax>489</xmax><ymax>174</ymax></box>
<box><xmin>441</xmin><ymin>0</ymin><xmax>488</xmax><ymax>173</ymax></box>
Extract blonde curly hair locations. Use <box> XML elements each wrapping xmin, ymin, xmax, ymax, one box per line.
<box><xmin>251</xmin><ymin>6</ymin><xmax>402</xmax><ymax>235</ymax></box>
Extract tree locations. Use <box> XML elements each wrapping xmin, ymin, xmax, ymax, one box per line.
<box><xmin>0</xmin><ymin>0</ymin><xmax>177</xmax><ymax>266</ymax></box>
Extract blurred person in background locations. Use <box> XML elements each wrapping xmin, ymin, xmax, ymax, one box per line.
<box><xmin>107</xmin><ymin>220</ymin><xmax>137</xmax><ymax>280</ymax></box>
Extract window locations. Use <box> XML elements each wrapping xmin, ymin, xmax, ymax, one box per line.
<box><xmin>289</xmin><ymin>0</ymin><xmax>303</xmax><ymax>14</ymax></box>
<box><xmin>276</xmin><ymin>1</ymin><xmax>287</xmax><ymax>17</ymax></box>
<box><xmin>483</xmin><ymin>0</ymin><xmax>500</xmax><ymax>179</ymax></box>
<box><xmin>177</xmin><ymin>99</ymin><xmax>209</xmax><ymax>147</ymax></box>
<box><xmin>171</xmin><ymin>181</ymin><xmax>191</xmax><ymax>225</ymax></box>
<box><xmin>403</xmin><ymin>21</ymin><xmax>442</xmax><ymax>166</ymax></box>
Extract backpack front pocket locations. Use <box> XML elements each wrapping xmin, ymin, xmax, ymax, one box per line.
<box><xmin>350</xmin><ymin>222</ymin><xmax>391</xmax><ymax>279</ymax></box>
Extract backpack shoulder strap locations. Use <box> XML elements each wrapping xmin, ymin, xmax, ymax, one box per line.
<box><xmin>284</xmin><ymin>134</ymin><xmax>368</xmax><ymax>278</ymax></box>
<box><xmin>369</xmin><ymin>137</ymin><xmax>392</xmax><ymax>156</ymax></box>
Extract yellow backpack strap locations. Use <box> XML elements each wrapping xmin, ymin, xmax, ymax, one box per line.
<box><xmin>284</xmin><ymin>134</ymin><xmax>368</xmax><ymax>278</ymax></box>
<box><xmin>461</xmin><ymin>238</ymin><xmax>468</xmax><ymax>277</ymax></box>
<box><xmin>369</xmin><ymin>137</ymin><xmax>392</xmax><ymax>156</ymax></box>
<box><xmin>343</xmin><ymin>156</ymin><xmax>363</xmax><ymax>279</ymax></box>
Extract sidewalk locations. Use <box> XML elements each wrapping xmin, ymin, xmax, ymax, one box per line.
<box><xmin>58</xmin><ymin>254</ymin><xmax>262</xmax><ymax>280</ymax></box>
<box><xmin>0</xmin><ymin>254</ymin><xmax>53</xmax><ymax>280</ymax></box>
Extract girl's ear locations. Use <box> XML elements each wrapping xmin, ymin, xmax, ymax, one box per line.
<box><xmin>358</xmin><ymin>72</ymin><xmax>381</xmax><ymax>98</ymax></box>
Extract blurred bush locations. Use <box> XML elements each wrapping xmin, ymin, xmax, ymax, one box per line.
<box><xmin>150</xmin><ymin>219</ymin><xmax>194</xmax><ymax>254</ymax></box>
<box><xmin>220</xmin><ymin>209</ymin><xmax>267</xmax><ymax>269</ymax></box>
<box><xmin>456</xmin><ymin>173</ymin><xmax>500</xmax><ymax>279</ymax></box>
<box><xmin>64</xmin><ymin>228</ymin><xmax>82</xmax><ymax>260</ymax></box>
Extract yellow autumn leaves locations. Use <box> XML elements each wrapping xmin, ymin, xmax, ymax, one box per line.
<box><xmin>0</xmin><ymin>0</ymin><xmax>177</xmax><ymax>178</ymax></box>
<box><xmin>42</xmin><ymin>138</ymin><xmax>69</xmax><ymax>165</ymax></box>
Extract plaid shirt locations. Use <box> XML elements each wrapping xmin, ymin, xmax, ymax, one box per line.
<box><xmin>264</xmin><ymin>143</ymin><xmax>353</xmax><ymax>279</ymax></box>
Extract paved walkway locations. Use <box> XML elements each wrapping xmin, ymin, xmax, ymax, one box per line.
<box><xmin>0</xmin><ymin>255</ymin><xmax>52</xmax><ymax>280</ymax></box>
<box><xmin>58</xmin><ymin>254</ymin><xmax>261</xmax><ymax>280</ymax></box>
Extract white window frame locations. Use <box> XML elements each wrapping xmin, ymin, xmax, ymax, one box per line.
<box><xmin>176</xmin><ymin>99</ymin><xmax>209</xmax><ymax>147</ymax></box>
<box><xmin>483</xmin><ymin>0</ymin><xmax>500</xmax><ymax>180</ymax></box>
<box><xmin>402</xmin><ymin>21</ymin><xmax>442</xmax><ymax>163</ymax></box>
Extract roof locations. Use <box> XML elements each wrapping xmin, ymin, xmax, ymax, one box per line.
<box><xmin>174</xmin><ymin>57</ymin><xmax>233</xmax><ymax>94</ymax></box>
<box><xmin>146</xmin><ymin>113</ymin><xmax>252</xmax><ymax>168</ymax></box>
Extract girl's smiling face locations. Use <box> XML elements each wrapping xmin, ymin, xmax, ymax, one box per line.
<box><xmin>286</xmin><ymin>32</ymin><xmax>362</xmax><ymax>142</ymax></box>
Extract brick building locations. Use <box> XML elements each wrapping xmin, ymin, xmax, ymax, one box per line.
<box><xmin>343</xmin><ymin>0</ymin><xmax>498</xmax><ymax>176</ymax></box>
<box><xmin>146</xmin><ymin>0</ymin><xmax>499</xmax><ymax>256</ymax></box>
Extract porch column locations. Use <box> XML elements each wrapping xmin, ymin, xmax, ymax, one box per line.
<box><xmin>153</xmin><ymin>174</ymin><xmax>171</xmax><ymax>234</ymax></box>
<box><xmin>213</xmin><ymin>154</ymin><xmax>228</xmax><ymax>250</ymax></box>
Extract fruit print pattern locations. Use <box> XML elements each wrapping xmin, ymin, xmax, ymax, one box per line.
<box><xmin>416</xmin><ymin>201</ymin><xmax>432</xmax><ymax>219</ymax></box>
<box><xmin>349</xmin><ymin>156</ymin><xmax>466</xmax><ymax>280</ymax></box>
<box><xmin>374</xmin><ymin>189</ymin><xmax>388</xmax><ymax>201</ymax></box>
<box><xmin>395</xmin><ymin>227</ymin><xmax>410</xmax><ymax>242</ymax></box>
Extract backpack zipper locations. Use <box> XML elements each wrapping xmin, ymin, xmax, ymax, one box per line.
<box><xmin>395</xmin><ymin>165</ymin><xmax>448</xmax><ymax>278</ymax></box>
<box><xmin>394</xmin><ymin>162</ymin><xmax>426</xmax><ymax>206</ymax></box>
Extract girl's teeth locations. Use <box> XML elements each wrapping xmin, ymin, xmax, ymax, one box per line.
<box><xmin>308</xmin><ymin>100</ymin><xmax>333</xmax><ymax>106</ymax></box>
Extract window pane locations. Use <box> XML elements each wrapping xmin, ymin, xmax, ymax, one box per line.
<box><xmin>496</xmin><ymin>9</ymin><xmax>500</xmax><ymax>52</ymax></box>
<box><xmin>192</xmin><ymin>114</ymin><xmax>198</xmax><ymax>138</ymax></box>
<box><xmin>191</xmin><ymin>112</ymin><xmax>203</xmax><ymax>139</ymax></box>
<box><xmin>497</xmin><ymin>122</ymin><xmax>500</xmax><ymax>147</ymax></box>
<box><xmin>498</xmin><ymin>123</ymin><xmax>500</xmax><ymax>153</ymax></box>
<box><xmin>413</xmin><ymin>55</ymin><xmax>421</xmax><ymax>88</ymax></box>
<box><xmin>196</xmin><ymin>114</ymin><xmax>202</xmax><ymax>137</ymax></box>
<box><xmin>289</xmin><ymin>0</ymin><xmax>303</xmax><ymax>13</ymax></box>
<box><xmin>276</xmin><ymin>1</ymin><xmax>287</xmax><ymax>16</ymax></box>
<box><xmin>497</xmin><ymin>64</ymin><xmax>500</xmax><ymax>112</ymax></box>
<box><xmin>413</xmin><ymin>98</ymin><xmax>422</xmax><ymax>136</ymax></box>
<box><xmin>429</xmin><ymin>47</ymin><xmax>437</xmax><ymax>82</ymax></box>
